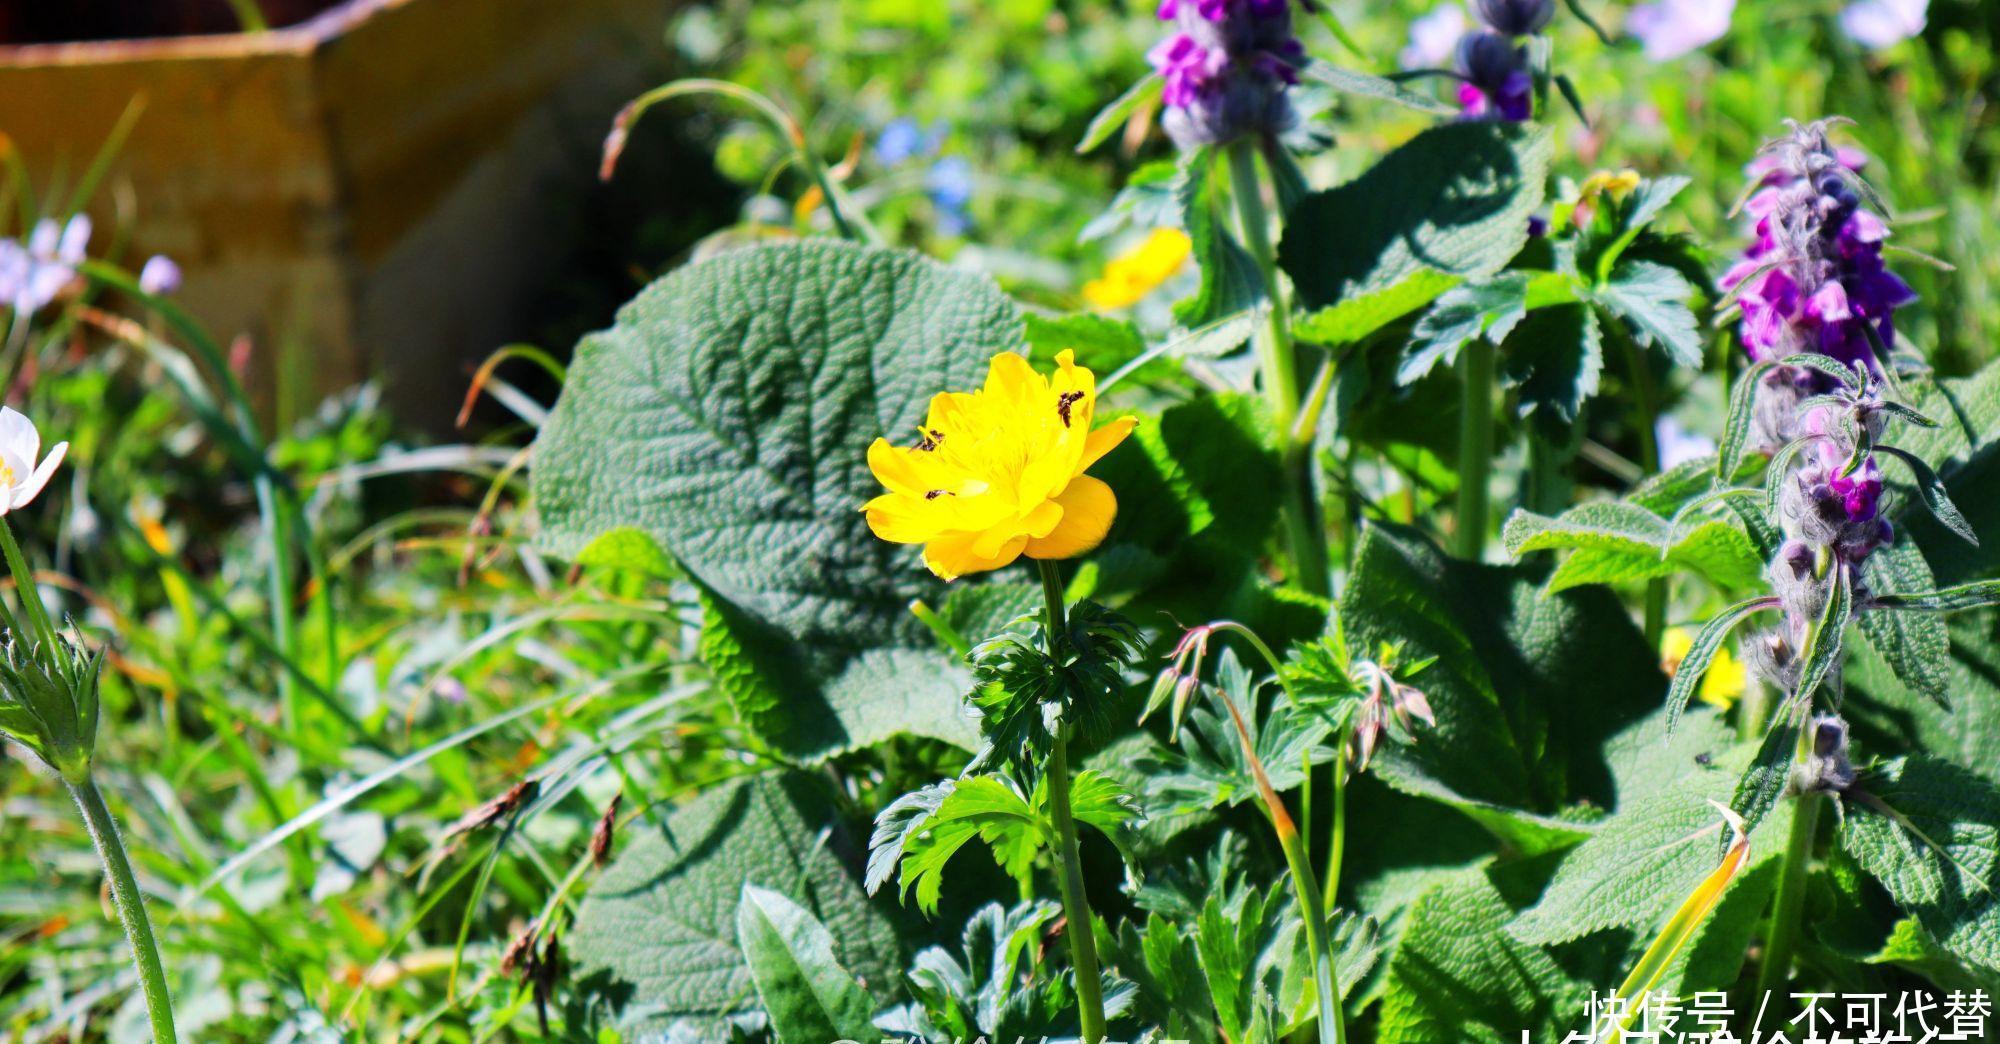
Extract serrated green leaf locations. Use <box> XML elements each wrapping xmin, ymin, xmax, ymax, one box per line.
<box><xmin>737</xmin><ymin>885</ymin><xmax>879</xmax><ymax>1044</ymax></box>
<box><xmin>1593</xmin><ymin>260</ymin><xmax>1703</xmax><ymax>368</ymax></box>
<box><xmin>1378</xmin><ymin>867</ymin><xmax>1581</xmax><ymax>1044</ymax></box>
<box><xmin>1877</xmin><ymin>444</ymin><xmax>1980</xmax><ymax>548</ymax></box>
<box><xmin>1661</xmin><ymin>596</ymin><xmax>1781</xmax><ymax>731</ymax></box>
<box><xmin>573</xmin><ymin>526</ymin><xmax>679</xmax><ymax>579</ymax></box>
<box><xmin>1842</xmin><ymin>756</ymin><xmax>2000</xmax><ymax>976</ymax></box>
<box><xmin>1339</xmin><ymin>525</ymin><xmax>1663</xmax><ymax>850</ymax></box>
<box><xmin>534</xmin><ymin>240</ymin><xmax>1021</xmax><ymax>760</ymax></box>
<box><xmin>1500</xmin><ymin>302</ymin><xmax>1603</xmax><ymax>427</ymax></box>
<box><xmin>1729</xmin><ymin>707</ymin><xmax>1804</xmax><ymax>842</ymax></box>
<box><xmin>1847</xmin><ymin>609</ymin><xmax>2000</xmax><ymax>787</ymax></box>
<box><xmin>1501</xmin><ymin>501</ymin><xmax>1764</xmax><ymax>594</ymax></box>
<box><xmin>1718</xmin><ymin>359</ymin><xmax>1778</xmax><ymax>482</ymax></box>
<box><xmin>1280</xmin><ymin>122</ymin><xmax>1552</xmax><ymax>345</ymax></box>
<box><xmin>573</xmin><ymin>773</ymin><xmax>902</xmax><ymax>1037</ymax></box>
<box><xmin>1857</xmin><ymin>541</ymin><xmax>1952</xmax><ymax>708</ymax></box>
<box><xmin>1400</xmin><ymin>275</ymin><xmax>1531</xmax><ymax>386</ymax></box>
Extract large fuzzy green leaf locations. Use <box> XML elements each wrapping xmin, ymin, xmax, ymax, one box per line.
<box><xmin>1280</xmin><ymin>122</ymin><xmax>1552</xmax><ymax>346</ymax></box>
<box><xmin>737</xmin><ymin>885</ymin><xmax>879</xmax><ymax>1044</ymax></box>
<box><xmin>1841</xmin><ymin>756</ymin><xmax>2000</xmax><ymax>977</ymax></box>
<box><xmin>533</xmin><ymin>240</ymin><xmax>1020</xmax><ymax>759</ymax></box>
<box><xmin>1337</xmin><ymin>525</ymin><xmax>1664</xmax><ymax>851</ymax></box>
<box><xmin>572</xmin><ymin>773</ymin><xmax>904</xmax><ymax>1037</ymax></box>
<box><xmin>1848</xmin><ymin>610</ymin><xmax>2000</xmax><ymax>785</ymax></box>
<box><xmin>1377</xmin><ymin>866</ymin><xmax>1582</xmax><ymax>1044</ymax></box>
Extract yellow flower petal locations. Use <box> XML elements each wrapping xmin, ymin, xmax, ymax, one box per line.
<box><xmin>1024</xmin><ymin>475</ymin><xmax>1117</xmax><ymax>560</ymax></box>
<box><xmin>923</xmin><ymin>531</ymin><xmax>1027</xmax><ymax>581</ymax></box>
<box><xmin>1076</xmin><ymin>415</ymin><xmax>1136</xmax><ymax>473</ymax></box>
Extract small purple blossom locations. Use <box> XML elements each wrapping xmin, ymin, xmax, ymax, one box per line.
<box><xmin>1</xmin><ymin>215</ymin><xmax>90</xmax><ymax>316</ymax></box>
<box><xmin>1150</xmin><ymin>0</ymin><xmax>1303</xmax><ymax>149</ymax></box>
<box><xmin>874</xmin><ymin>118</ymin><xmax>943</xmax><ymax>167</ymax></box>
<box><xmin>1625</xmin><ymin>0</ymin><xmax>1735</xmax><ymax>62</ymax></box>
<box><xmin>1722</xmin><ymin>121</ymin><xmax>1914</xmax><ymax>391</ymax></box>
<box><xmin>1840</xmin><ymin>0</ymin><xmax>1926</xmax><ymax>49</ymax></box>
<box><xmin>1400</xmin><ymin>5</ymin><xmax>1466</xmax><ymax>70</ymax></box>
<box><xmin>139</xmin><ymin>255</ymin><xmax>182</xmax><ymax>296</ymax></box>
<box><xmin>925</xmin><ymin>156</ymin><xmax>975</xmax><ymax>236</ymax></box>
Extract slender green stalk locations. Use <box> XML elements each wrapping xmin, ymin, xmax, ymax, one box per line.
<box><xmin>0</xmin><ymin>516</ymin><xmax>59</xmax><ymax>650</ymax></box>
<box><xmin>1036</xmin><ymin>561</ymin><xmax>1107</xmax><ymax>1042</ymax></box>
<box><xmin>68</xmin><ymin>777</ymin><xmax>178</xmax><ymax>1043</ymax></box>
<box><xmin>1455</xmin><ymin>340</ymin><xmax>1496</xmax><ymax>560</ymax></box>
<box><xmin>1622</xmin><ymin>335</ymin><xmax>1667</xmax><ymax>647</ymax></box>
<box><xmin>1216</xmin><ymin>692</ymin><xmax>1344</xmax><ymax>1044</ymax></box>
<box><xmin>1757</xmin><ymin>782</ymin><xmax>1823</xmax><ymax>1014</ymax></box>
<box><xmin>908</xmin><ymin>599</ymin><xmax>971</xmax><ymax>658</ymax></box>
<box><xmin>1322</xmin><ymin>743</ymin><xmax>1348</xmax><ymax>912</ymax></box>
<box><xmin>1225</xmin><ymin>141</ymin><xmax>1328</xmax><ymax>597</ymax></box>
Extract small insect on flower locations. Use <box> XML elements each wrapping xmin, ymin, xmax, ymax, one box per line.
<box><xmin>864</xmin><ymin>350</ymin><xmax>1137</xmax><ymax>581</ymax></box>
<box><xmin>0</xmin><ymin>408</ymin><xmax>68</xmax><ymax>515</ymax></box>
<box><xmin>1082</xmin><ymin>228</ymin><xmax>1192</xmax><ymax>310</ymax></box>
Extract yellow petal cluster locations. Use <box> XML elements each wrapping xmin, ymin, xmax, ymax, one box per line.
<box><xmin>864</xmin><ymin>350</ymin><xmax>1136</xmax><ymax>580</ymax></box>
<box><xmin>1661</xmin><ymin>627</ymin><xmax>1748</xmax><ymax>710</ymax></box>
<box><xmin>1579</xmin><ymin>168</ymin><xmax>1642</xmax><ymax>203</ymax></box>
<box><xmin>1081</xmin><ymin>228</ymin><xmax>1192</xmax><ymax>310</ymax></box>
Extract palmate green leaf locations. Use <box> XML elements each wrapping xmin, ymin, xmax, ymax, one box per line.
<box><xmin>572</xmin><ymin>773</ymin><xmax>902</xmax><ymax>1038</ymax></box>
<box><xmin>1842</xmin><ymin>756</ymin><xmax>2000</xmax><ymax>976</ymax></box>
<box><xmin>1338</xmin><ymin>525</ymin><xmax>1663</xmax><ymax>852</ymax></box>
<box><xmin>1378</xmin><ymin>866</ymin><xmax>1582</xmax><ymax>1044</ymax></box>
<box><xmin>737</xmin><ymin>885</ymin><xmax>878</xmax><ymax>1044</ymax></box>
<box><xmin>1856</xmin><ymin>540</ymin><xmax>1952</xmax><ymax>709</ymax></box>
<box><xmin>1591</xmin><ymin>259</ymin><xmax>1703</xmax><ymax>368</ymax></box>
<box><xmin>1501</xmin><ymin>501</ymin><xmax>1764</xmax><ymax>595</ymax></box>
<box><xmin>533</xmin><ymin>240</ymin><xmax>1021</xmax><ymax>761</ymax></box>
<box><xmin>1280</xmin><ymin>122</ymin><xmax>1552</xmax><ymax>346</ymax></box>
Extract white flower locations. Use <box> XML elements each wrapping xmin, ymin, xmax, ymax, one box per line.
<box><xmin>138</xmin><ymin>254</ymin><xmax>182</xmax><ymax>296</ymax></box>
<box><xmin>1400</xmin><ymin>4</ymin><xmax>1467</xmax><ymax>70</ymax></box>
<box><xmin>2</xmin><ymin>215</ymin><xmax>90</xmax><ymax>316</ymax></box>
<box><xmin>1841</xmin><ymin>0</ymin><xmax>1925</xmax><ymax>49</ymax></box>
<box><xmin>1626</xmin><ymin>0</ymin><xmax>1735</xmax><ymax>62</ymax></box>
<box><xmin>0</xmin><ymin>408</ymin><xmax>67</xmax><ymax>513</ymax></box>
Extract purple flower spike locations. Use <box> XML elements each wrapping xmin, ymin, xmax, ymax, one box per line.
<box><xmin>1150</xmin><ymin>0</ymin><xmax>1303</xmax><ymax>149</ymax></box>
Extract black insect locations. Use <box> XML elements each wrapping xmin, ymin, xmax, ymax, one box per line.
<box><xmin>917</xmin><ymin>428</ymin><xmax>944</xmax><ymax>451</ymax></box>
<box><xmin>1056</xmin><ymin>391</ymin><xmax>1085</xmax><ymax>427</ymax></box>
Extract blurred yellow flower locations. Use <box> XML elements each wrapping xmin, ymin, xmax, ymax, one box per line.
<box><xmin>1580</xmin><ymin>168</ymin><xmax>1642</xmax><ymax>203</ymax></box>
<box><xmin>1081</xmin><ymin>228</ymin><xmax>1191</xmax><ymax>310</ymax></box>
<box><xmin>1662</xmin><ymin>627</ymin><xmax>1748</xmax><ymax>710</ymax></box>
<box><xmin>864</xmin><ymin>350</ymin><xmax>1136</xmax><ymax>581</ymax></box>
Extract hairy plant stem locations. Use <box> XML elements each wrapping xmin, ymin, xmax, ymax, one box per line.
<box><xmin>1757</xmin><ymin>771</ymin><xmax>1823</xmax><ymax>1016</ymax></box>
<box><xmin>1322</xmin><ymin>742</ymin><xmax>1348</xmax><ymax>912</ymax></box>
<box><xmin>1622</xmin><ymin>334</ymin><xmax>1667</xmax><ymax>647</ymax></box>
<box><xmin>1226</xmin><ymin>140</ymin><xmax>1327</xmax><ymax>597</ymax></box>
<box><xmin>1455</xmin><ymin>340</ymin><xmax>1496</xmax><ymax>560</ymax></box>
<box><xmin>1036</xmin><ymin>560</ymin><xmax>1107</xmax><ymax>1042</ymax></box>
<box><xmin>68</xmin><ymin>776</ymin><xmax>178</xmax><ymax>1043</ymax></box>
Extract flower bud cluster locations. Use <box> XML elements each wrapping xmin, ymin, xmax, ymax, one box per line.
<box><xmin>1452</xmin><ymin>0</ymin><xmax>1550</xmax><ymax>121</ymax></box>
<box><xmin>1347</xmin><ymin>659</ymin><xmax>1434</xmax><ymax>770</ymax></box>
<box><xmin>1723</xmin><ymin>120</ymin><xmax>1916</xmax><ymax>447</ymax></box>
<box><xmin>1150</xmin><ymin>0</ymin><xmax>1304</xmax><ymax>149</ymax></box>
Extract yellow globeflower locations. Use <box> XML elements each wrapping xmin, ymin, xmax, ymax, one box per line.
<box><xmin>1579</xmin><ymin>168</ymin><xmax>1642</xmax><ymax>203</ymax></box>
<box><xmin>863</xmin><ymin>350</ymin><xmax>1137</xmax><ymax>581</ymax></box>
<box><xmin>1081</xmin><ymin>228</ymin><xmax>1192</xmax><ymax>310</ymax></box>
<box><xmin>1661</xmin><ymin>627</ymin><xmax>1749</xmax><ymax>710</ymax></box>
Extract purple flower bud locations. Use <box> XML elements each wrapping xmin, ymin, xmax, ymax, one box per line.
<box><xmin>1455</xmin><ymin>32</ymin><xmax>1533</xmax><ymax>121</ymax></box>
<box><xmin>1151</xmin><ymin>0</ymin><xmax>1303</xmax><ymax>149</ymax></box>
<box><xmin>1795</xmin><ymin>713</ymin><xmax>1857</xmax><ymax>793</ymax></box>
<box><xmin>138</xmin><ymin>255</ymin><xmax>182</xmax><ymax>296</ymax></box>
<box><xmin>1476</xmin><ymin>0</ymin><xmax>1555</xmax><ymax>36</ymax></box>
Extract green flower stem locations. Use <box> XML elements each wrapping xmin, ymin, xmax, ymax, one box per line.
<box><xmin>1035</xmin><ymin>560</ymin><xmax>1108</xmax><ymax>1042</ymax></box>
<box><xmin>1455</xmin><ymin>340</ymin><xmax>1496</xmax><ymax>560</ymax></box>
<box><xmin>67</xmin><ymin>776</ymin><xmax>178</xmax><ymax>1043</ymax></box>
<box><xmin>1756</xmin><ymin>762</ymin><xmax>1823</xmax><ymax>1016</ymax></box>
<box><xmin>1225</xmin><ymin>140</ymin><xmax>1328</xmax><ymax>598</ymax></box>
<box><xmin>1216</xmin><ymin>690</ymin><xmax>1345</xmax><ymax>1044</ymax></box>
<box><xmin>908</xmin><ymin>598</ymin><xmax>971</xmax><ymax>658</ymax></box>
<box><xmin>1322</xmin><ymin>742</ymin><xmax>1348</xmax><ymax>912</ymax></box>
<box><xmin>0</xmin><ymin>515</ymin><xmax>60</xmax><ymax>650</ymax></box>
<box><xmin>1622</xmin><ymin>335</ymin><xmax>1667</xmax><ymax>648</ymax></box>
